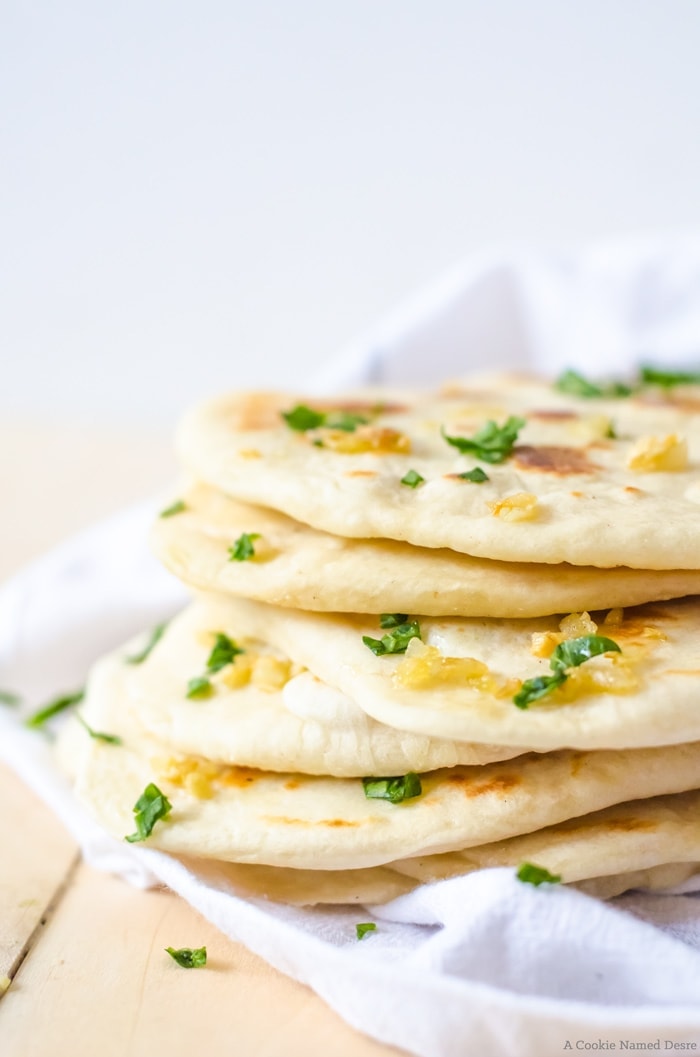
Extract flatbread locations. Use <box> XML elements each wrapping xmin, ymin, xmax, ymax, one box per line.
<box><xmin>68</xmin><ymin>663</ymin><xmax>700</xmax><ymax>869</ymax></box>
<box><xmin>115</xmin><ymin>608</ymin><xmax>520</xmax><ymax>774</ymax></box>
<box><xmin>219</xmin><ymin>594</ymin><xmax>700</xmax><ymax>750</ymax></box>
<box><xmin>176</xmin><ymin>856</ymin><xmax>700</xmax><ymax>907</ymax></box>
<box><xmin>392</xmin><ymin>789</ymin><xmax>700</xmax><ymax>889</ymax></box>
<box><xmin>175</xmin><ymin>375</ymin><xmax>700</xmax><ymax>568</ymax></box>
<box><xmin>151</xmin><ymin>483</ymin><xmax>700</xmax><ymax>616</ymax></box>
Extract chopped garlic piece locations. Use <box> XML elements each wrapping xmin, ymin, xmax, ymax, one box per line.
<box><xmin>183</xmin><ymin>771</ymin><xmax>214</xmax><ymax>799</ymax></box>
<box><xmin>317</xmin><ymin>425</ymin><xmax>411</xmax><ymax>454</ymax></box>
<box><xmin>531</xmin><ymin>612</ymin><xmax>599</xmax><ymax>659</ymax></box>
<box><xmin>251</xmin><ymin>655</ymin><xmax>295</xmax><ymax>692</ymax></box>
<box><xmin>603</xmin><ymin>608</ymin><xmax>624</xmax><ymax>627</ymax></box>
<box><xmin>559</xmin><ymin>611</ymin><xmax>598</xmax><ymax>637</ymax></box>
<box><xmin>195</xmin><ymin>630</ymin><xmax>218</xmax><ymax>648</ymax></box>
<box><xmin>394</xmin><ymin>638</ymin><xmax>516</xmax><ymax>696</ymax></box>
<box><xmin>238</xmin><ymin>448</ymin><xmax>262</xmax><ymax>459</ymax></box>
<box><xmin>570</xmin><ymin>414</ymin><xmax>616</xmax><ymax>441</ymax></box>
<box><xmin>152</xmin><ymin>756</ymin><xmax>222</xmax><ymax>799</ymax></box>
<box><xmin>559</xmin><ymin>654</ymin><xmax>640</xmax><ymax>699</ymax></box>
<box><xmin>488</xmin><ymin>492</ymin><xmax>539</xmax><ymax>521</ymax></box>
<box><xmin>530</xmin><ymin>631</ymin><xmax>562</xmax><ymax>658</ymax></box>
<box><xmin>218</xmin><ymin>650</ymin><xmax>301</xmax><ymax>692</ymax></box>
<box><xmin>220</xmin><ymin>654</ymin><xmax>253</xmax><ymax>688</ymax></box>
<box><xmin>627</xmin><ymin>434</ymin><xmax>688</xmax><ymax>472</ymax></box>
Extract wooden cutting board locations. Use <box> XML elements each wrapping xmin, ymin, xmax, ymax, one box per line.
<box><xmin>0</xmin><ymin>421</ymin><xmax>401</xmax><ymax>1057</ymax></box>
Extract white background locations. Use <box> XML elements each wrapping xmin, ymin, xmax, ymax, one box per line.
<box><xmin>3</xmin><ymin>0</ymin><xmax>700</xmax><ymax>426</ymax></box>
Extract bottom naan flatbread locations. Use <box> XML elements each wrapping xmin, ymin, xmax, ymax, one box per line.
<box><xmin>177</xmin><ymin>853</ymin><xmax>700</xmax><ymax>907</ymax></box>
<box><xmin>62</xmin><ymin>651</ymin><xmax>700</xmax><ymax>871</ymax></box>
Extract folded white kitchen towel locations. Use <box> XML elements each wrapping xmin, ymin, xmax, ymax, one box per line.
<box><xmin>3</xmin><ymin>238</ymin><xmax>700</xmax><ymax>1057</ymax></box>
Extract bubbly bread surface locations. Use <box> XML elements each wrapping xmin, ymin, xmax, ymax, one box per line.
<box><xmin>176</xmin><ymin>375</ymin><xmax>700</xmax><ymax>568</ymax></box>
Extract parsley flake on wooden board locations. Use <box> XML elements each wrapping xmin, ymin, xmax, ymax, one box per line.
<box><xmin>165</xmin><ymin>946</ymin><xmax>207</xmax><ymax>968</ymax></box>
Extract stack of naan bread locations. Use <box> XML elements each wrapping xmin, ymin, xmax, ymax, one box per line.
<box><xmin>67</xmin><ymin>373</ymin><xmax>700</xmax><ymax>904</ymax></box>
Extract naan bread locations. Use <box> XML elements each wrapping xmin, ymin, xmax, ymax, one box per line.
<box><xmin>176</xmin><ymin>375</ymin><xmax>700</xmax><ymax>568</ymax></box>
<box><xmin>151</xmin><ymin>483</ymin><xmax>700</xmax><ymax>616</ymax></box>
<box><xmin>176</xmin><ymin>856</ymin><xmax>700</xmax><ymax>907</ymax></box>
<box><xmin>392</xmin><ymin>789</ymin><xmax>700</xmax><ymax>890</ymax></box>
<box><xmin>217</xmin><ymin>595</ymin><xmax>700</xmax><ymax>750</ymax></box>
<box><xmin>114</xmin><ymin>609</ymin><xmax>519</xmax><ymax>774</ymax></box>
<box><xmin>68</xmin><ymin>661</ymin><xmax>700</xmax><ymax>869</ymax></box>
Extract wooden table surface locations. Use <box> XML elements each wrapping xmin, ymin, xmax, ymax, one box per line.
<box><xmin>0</xmin><ymin>421</ymin><xmax>401</xmax><ymax>1057</ymax></box>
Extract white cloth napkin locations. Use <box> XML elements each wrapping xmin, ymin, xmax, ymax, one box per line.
<box><xmin>3</xmin><ymin>238</ymin><xmax>700</xmax><ymax>1057</ymax></box>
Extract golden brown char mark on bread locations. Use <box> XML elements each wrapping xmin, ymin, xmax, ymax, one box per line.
<box><xmin>529</xmin><ymin>409</ymin><xmax>580</xmax><ymax>421</ymax></box>
<box><xmin>445</xmin><ymin>772</ymin><xmax>520</xmax><ymax>798</ymax></box>
<box><xmin>513</xmin><ymin>445</ymin><xmax>599</xmax><ymax>475</ymax></box>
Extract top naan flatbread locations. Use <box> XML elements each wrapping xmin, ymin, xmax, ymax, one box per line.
<box><xmin>176</xmin><ymin>374</ymin><xmax>700</xmax><ymax>568</ymax></box>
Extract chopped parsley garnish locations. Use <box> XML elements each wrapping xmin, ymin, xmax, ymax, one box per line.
<box><xmin>186</xmin><ymin>676</ymin><xmax>214</xmax><ymax>700</ymax></box>
<box><xmin>550</xmin><ymin>635</ymin><xmax>621</xmax><ymax>673</ymax></box>
<box><xmin>125</xmin><ymin>783</ymin><xmax>172</xmax><ymax>843</ymax></box>
<box><xmin>185</xmin><ymin>633</ymin><xmax>244</xmax><ymax>699</ymax></box>
<box><xmin>457</xmin><ymin>467</ymin><xmax>489</xmax><ymax>483</ymax></box>
<box><xmin>26</xmin><ymin>689</ymin><xmax>85</xmax><ymax>729</ymax></box>
<box><xmin>126</xmin><ymin>623</ymin><xmax>167</xmax><ymax>665</ymax></box>
<box><xmin>640</xmin><ymin>365</ymin><xmax>700</xmax><ymax>387</ymax></box>
<box><xmin>555</xmin><ymin>369</ymin><xmax>604</xmax><ymax>398</ymax></box>
<box><xmin>281</xmin><ymin>404</ymin><xmax>326</xmax><ymax>431</ymax></box>
<box><xmin>355</xmin><ymin>923</ymin><xmax>377</xmax><ymax>940</ymax></box>
<box><xmin>229</xmin><ymin>532</ymin><xmax>261</xmax><ymax>562</ymax></box>
<box><xmin>513</xmin><ymin>673</ymin><xmax>567</xmax><ymax>708</ymax></box>
<box><xmin>159</xmin><ymin>499</ymin><xmax>187</xmax><ymax>518</ymax></box>
<box><xmin>379</xmin><ymin>613</ymin><xmax>409</xmax><ymax>628</ymax></box>
<box><xmin>441</xmin><ymin>416</ymin><xmax>525</xmax><ymax>464</ymax></box>
<box><xmin>206</xmin><ymin>632</ymin><xmax>244</xmax><ymax>672</ymax></box>
<box><xmin>518</xmin><ymin>862</ymin><xmax>562</xmax><ymax>887</ymax></box>
<box><xmin>554</xmin><ymin>369</ymin><xmax>632</xmax><ymax>399</ymax></box>
<box><xmin>77</xmin><ymin>714</ymin><xmax>122</xmax><ymax>745</ymax></box>
<box><xmin>0</xmin><ymin>690</ymin><xmax>21</xmax><ymax>707</ymax></box>
<box><xmin>401</xmin><ymin>469</ymin><xmax>425</xmax><ymax>488</ymax></box>
<box><xmin>281</xmin><ymin>405</ymin><xmax>368</xmax><ymax>432</ymax></box>
<box><xmin>165</xmin><ymin>946</ymin><xmax>207</xmax><ymax>968</ymax></box>
<box><xmin>514</xmin><ymin>634</ymin><xmax>621</xmax><ymax>709</ymax></box>
<box><xmin>516</xmin><ymin>862</ymin><xmax>561</xmax><ymax>886</ymax></box>
<box><xmin>324</xmin><ymin>410</ymin><xmax>369</xmax><ymax>432</ymax></box>
<box><xmin>363</xmin><ymin>620</ymin><xmax>421</xmax><ymax>656</ymax></box>
<box><xmin>363</xmin><ymin>773</ymin><xmax>422</xmax><ymax>803</ymax></box>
